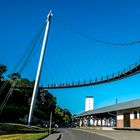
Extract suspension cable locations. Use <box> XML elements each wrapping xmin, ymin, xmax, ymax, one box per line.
<box><xmin>0</xmin><ymin>82</ymin><xmax>16</xmax><ymax>114</ymax></box>
<box><xmin>0</xmin><ymin>22</ymin><xmax>45</xmax><ymax>95</ymax></box>
<box><xmin>0</xmin><ymin>22</ymin><xmax>45</xmax><ymax>114</ymax></box>
<box><xmin>62</xmin><ymin>22</ymin><xmax>140</xmax><ymax>47</ymax></box>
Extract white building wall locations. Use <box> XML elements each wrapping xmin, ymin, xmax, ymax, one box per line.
<box><xmin>80</xmin><ymin>119</ymin><xmax>83</xmax><ymax>127</ymax></box>
<box><xmin>130</xmin><ymin>113</ymin><xmax>134</xmax><ymax>119</ymax></box>
<box><xmin>90</xmin><ymin>118</ymin><xmax>93</xmax><ymax>126</ymax></box>
<box><xmin>98</xmin><ymin>119</ymin><xmax>101</xmax><ymax>126</ymax></box>
<box><xmin>102</xmin><ymin>119</ymin><xmax>105</xmax><ymax>126</ymax></box>
<box><xmin>137</xmin><ymin>111</ymin><xmax>139</xmax><ymax>119</ymax></box>
<box><xmin>94</xmin><ymin>119</ymin><xmax>97</xmax><ymax>126</ymax></box>
<box><xmin>117</xmin><ymin>115</ymin><xmax>123</xmax><ymax>120</ymax></box>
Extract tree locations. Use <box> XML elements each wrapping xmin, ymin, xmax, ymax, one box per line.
<box><xmin>8</xmin><ymin>72</ymin><xmax>21</xmax><ymax>81</ymax></box>
<box><xmin>0</xmin><ymin>70</ymin><xmax>72</xmax><ymax>125</ymax></box>
<box><xmin>16</xmin><ymin>78</ymin><xmax>34</xmax><ymax>88</ymax></box>
<box><xmin>54</xmin><ymin>106</ymin><xmax>72</xmax><ymax>126</ymax></box>
<box><xmin>8</xmin><ymin>88</ymin><xmax>28</xmax><ymax>107</ymax></box>
<box><xmin>37</xmin><ymin>89</ymin><xmax>56</xmax><ymax>116</ymax></box>
<box><xmin>63</xmin><ymin>108</ymin><xmax>72</xmax><ymax>126</ymax></box>
<box><xmin>0</xmin><ymin>64</ymin><xmax>7</xmax><ymax>80</ymax></box>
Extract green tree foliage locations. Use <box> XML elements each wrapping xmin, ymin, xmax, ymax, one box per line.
<box><xmin>8</xmin><ymin>72</ymin><xmax>21</xmax><ymax>81</ymax></box>
<box><xmin>0</xmin><ymin>64</ymin><xmax>72</xmax><ymax>126</ymax></box>
<box><xmin>17</xmin><ymin>78</ymin><xmax>34</xmax><ymax>87</ymax></box>
<box><xmin>37</xmin><ymin>89</ymin><xmax>56</xmax><ymax>119</ymax></box>
<box><xmin>1</xmin><ymin>104</ymin><xmax>28</xmax><ymax>122</ymax></box>
<box><xmin>0</xmin><ymin>64</ymin><xmax>7</xmax><ymax>80</ymax></box>
<box><xmin>8</xmin><ymin>89</ymin><xmax>28</xmax><ymax>107</ymax></box>
<box><xmin>54</xmin><ymin>106</ymin><xmax>72</xmax><ymax>126</ymax></box>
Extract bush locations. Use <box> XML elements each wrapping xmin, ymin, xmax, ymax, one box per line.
<box><xmin>0</xmin><ymin>104</ymin><xmax>28</xmax><ymax>122</ymax></box>
<box><xmin>34</xmin><ymin>109</ymin><xmax>48</xmax><ymax>120</ymax></box>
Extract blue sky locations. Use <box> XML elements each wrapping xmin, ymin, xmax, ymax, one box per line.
<box><xmin>0</xmin><ymin>0</ymin><xmax>140</xmax><ymax>114</ymax></box>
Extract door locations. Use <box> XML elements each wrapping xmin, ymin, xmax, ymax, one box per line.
<box><xmin>123</xmin><ymin>113</ymin><xmax>130</xmax><ymax>127</ymax></box>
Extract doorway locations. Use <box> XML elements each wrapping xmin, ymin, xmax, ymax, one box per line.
<box><xmin>123</xmin><ymin>113</ymin><xmax>130</xmax><ymax>127</ymax></box>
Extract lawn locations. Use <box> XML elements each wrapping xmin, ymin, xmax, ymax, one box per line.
<box><xmin>0</xmin><ymin>123</ymin><xmax>48</xmax><ymax>140</ymax></box>
<box><xmin>0</xmin><ymin>132</ymin><xmax>47</xmax><ymax>140</ymax></box>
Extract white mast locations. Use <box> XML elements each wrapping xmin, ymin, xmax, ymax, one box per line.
<box><xmin>28</xmin><ymin>11</ymin><xmax>53</xmax><ymax>126</ymax></box>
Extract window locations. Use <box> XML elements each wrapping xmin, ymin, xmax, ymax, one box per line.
<box><xmin>134</xmin><ymin>111</ymin><xmax>137</xmax><ymax>119</ymax></box>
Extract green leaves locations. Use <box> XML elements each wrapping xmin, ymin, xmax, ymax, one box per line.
<box><xmin>54</xmin><ymin>106</ymin><xmax>72</xmax><ymax>126</ymax></box>
<box><xmin>8</xmin><ymin>72</ymin><xmax>21</xmax><ymax>81</ymax></box>
<box><xmin>0</xmin><ymin>64</ymin><xmax>7</xmax><ymax>80</ymax></box>
<box><xmin>0</xmin><ymin>64</ymin><xmax>72</xmax><ymax>125</ymax></box>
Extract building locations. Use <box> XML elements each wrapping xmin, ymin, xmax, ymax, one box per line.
<box><xmin>77</xmin><ymin>99</ymin><xmax>140</xmax><ymax>128</ymax></box>
<box><xmin>85</xmin><ymin>96</ymin><xmax>94</xmax><ymax>111</ymax></box>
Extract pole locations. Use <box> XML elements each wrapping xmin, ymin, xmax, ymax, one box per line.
<box><xmin>28</xmin><ymin>11</ymin><xmax>53</xmax><ymax>126</ymax></box>
<box><xmin>49</xmin><ymin>111</ymin><xmax>52</xmax><ymax>134</ymax></box>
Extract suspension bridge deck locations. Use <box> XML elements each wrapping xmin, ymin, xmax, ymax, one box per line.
<box><xmin>15</xmin><ymin>63</ymin><xmax>140</xmax><ymax>89</ymax></box>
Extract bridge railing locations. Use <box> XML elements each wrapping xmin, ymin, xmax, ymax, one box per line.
<box><xmin>14</xmin><ymin>60</ymin><xmax>140</xmax><ymax>89</ymax></box>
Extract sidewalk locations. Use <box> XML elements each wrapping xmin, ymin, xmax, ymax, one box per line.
<box><xmin>75</xmin><ymin>128</ymin><xmax>140</xmax><ymax>140</ymax></box>
<box><xmin>42</xmin><ymin>133</ymin><xmax>62</xmax><ymax>140</ymax></box>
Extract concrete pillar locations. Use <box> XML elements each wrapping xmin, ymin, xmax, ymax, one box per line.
<box><xmin>102</xmin><ymin>119</ymin><xmax>105</xmax><ymax>126</ymax></box>
<box><xmin>98</xmin><ymin>119</ymin><xmax>101</xmax><ymax>126</ymax></box>
<box><xmin>94</xmin><ymin>119</ymin><xmax>97</xmax><ymax>126</ymax></box>
<box><xmin>90</xmin><ymin>117</ymin><xmax>94</xmax><ymax>126</ymax></box>
<box><xmin>84</xmin><ymin>117</ymin><xmax>88</xmax><ymax>126</ymax></box>
<box><xmin>80</xmin><ymin>118</ymin><xmax>83</xmax><ymax>127</ymax></box>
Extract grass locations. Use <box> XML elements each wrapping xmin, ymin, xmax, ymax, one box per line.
<box><xmin>0</xmin><ymin>123</ymin><xmax>48</xmax><ymax>140</ymax></box>
<box><xmin>0</xmin><ymin>132</ymin><xmax>47</xmax><ymax>140</ymax></box>
<box><xmin>0</xmin><ymin>123</ymin><xmax>47</xmax><ymax>134</ymax></box>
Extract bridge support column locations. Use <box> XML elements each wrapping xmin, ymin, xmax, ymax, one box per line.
<box><xmin>27</xmin><ymin>11</ymin><xmax>52</xmax><ymax>126</ymax></box>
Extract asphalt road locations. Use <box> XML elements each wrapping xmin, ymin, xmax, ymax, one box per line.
<box><xmin>60</xmin><ymin>128</ymin><xmax>113</xmax><ymax>140</ymax></box>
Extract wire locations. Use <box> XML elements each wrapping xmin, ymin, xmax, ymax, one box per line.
<box><xmin>0</xmin><ymin>22</ymin><xmax>45</xmax><ymax>114</ymax></box>
<box><xmin>62</xmin><ymin>22</ymin><xmax>140</xmax><ymax>47</ymax></box>
<box><xmin>19</xmin><ymin>28</ymin><xmax>44</xmax><ymax>74</ymax></box>
<box><xmin>14</xmin><ymin>22</ymin><xmax>46</xmax><ymax>72</ymax></box>
<box><xmin>0</xmin><ymin>82</ymin><xmax>16</xmax><ymax>114</ymax></box>
<box><xmin>0</xmin><ymin>22</ymin><xmax>45</xmax><ymax>96</ymax></box>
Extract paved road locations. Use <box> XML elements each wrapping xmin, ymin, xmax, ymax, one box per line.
<box><xmin>60</xmin><ymin>128</ymin><xmax>113</xmax><ymax>140</ymax></box>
